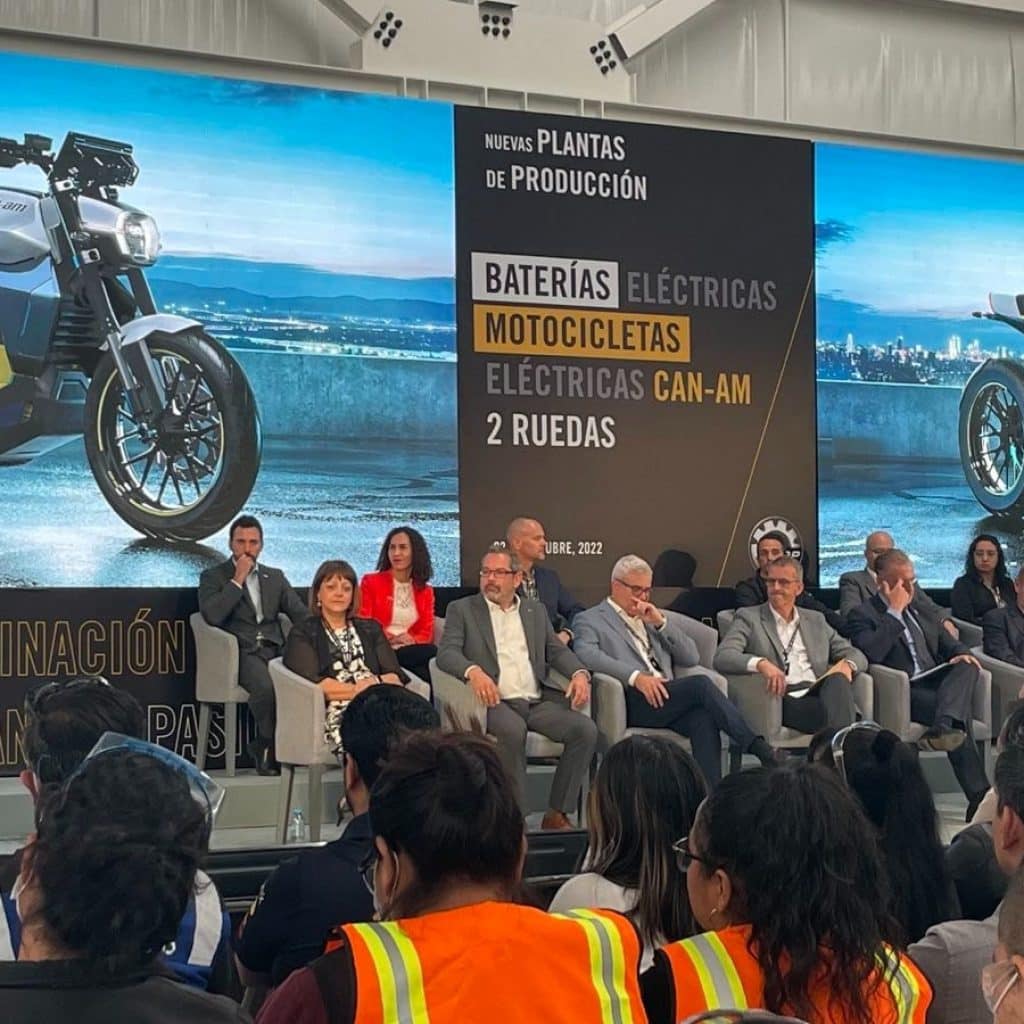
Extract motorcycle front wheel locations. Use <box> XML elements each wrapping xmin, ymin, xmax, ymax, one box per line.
<box><xmin>959</xmin><ymin>357</ymin><xmax>1024</xmax><ymax>514</ymax></box>
<box><xmin>84</xmin><ymin>330</ymin><xmax>262</xmax><ymax>541</ymax></box>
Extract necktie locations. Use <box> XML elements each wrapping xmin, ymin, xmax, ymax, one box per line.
<box><xmin>903</xmin><ymin>610</ymin><xmax>936</xmax><ymax>674</ymax></box>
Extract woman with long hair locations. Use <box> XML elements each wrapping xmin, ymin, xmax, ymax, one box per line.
<box><xmin>549</xmin><ymin>735</ymin><xmax>706</xmax><ymax>966</ymax></box>
<box><xmin>641</xmin><ymin>763</ymin><xmax>931</xmax><ymax>1024</ymax></box>
<box><xmin>951</xmin><ymin>533</ymin><xmax>1014</xmax><ymax>625</ymax></box>
<box><xmin>257</xmin><ymin>731</ymin><xmax>647</xmax><ymax>1024</ymax></box>
<box><xmin>359</xmin><ymin>526</ymin><xmax>437</xmax><ymax>683</ymax></box>
<box><xmin>810</xmin><ymin>723</ymin><xmax>958</xmax><ymax>943</ymax></box>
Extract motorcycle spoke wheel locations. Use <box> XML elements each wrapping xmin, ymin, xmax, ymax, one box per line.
<box><xmin>965</xmin><ymin>381</ymin><xmax>1024</xmax><ymax>498</ymax></box>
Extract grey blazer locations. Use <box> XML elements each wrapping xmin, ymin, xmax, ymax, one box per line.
<box><xmin>572</xmin><ymin>601</ymin><xmax>699</xmax><ymax>685</ymax></box>
<box><xmin>838</xmin><ymin>568</ymin><xmax>947</xmax><ymax>622</ymax></box>
<box><xmin>435</xmin><ymin>593</ymin><xmax>586</xmax><ymax>691</ymax></box>
<box><xmin>714</xmin><ymin>604</ymin><xmax>867</xmax><ymax>678</ymax></box>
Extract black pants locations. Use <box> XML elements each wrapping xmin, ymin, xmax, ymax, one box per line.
<box><xmin>238</xmin><ymin>645</ymin><xmax>281</xmax><ymax>743</ymax></box>
<box><xmin>396</xmin><ymin>643</ymin><xmax>437</xmax><ymax>690</ymax></box>
<box><xmin>912</xmin><ymin>661</ymin><xmax>989</xmax><ymax>801</ymax></box>
<box><xmin>625</xmin><ymin>674</ymin><xmax>756</xmax><ymax>786</ymax></box>
<box><xmin>782</xmin><ymin>674</ymin><xmax>857</xmax><ymax>734</ymax></box>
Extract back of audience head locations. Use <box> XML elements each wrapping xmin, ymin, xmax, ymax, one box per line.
<box><xmin>1000</xmin><ymin>701</ymin><xmax>1024</xmax><ymax>754</ymax></box>
<box><xmin>21</xmin><ymin>676</ymin><xmax>144</xmax><ymax>797</ymax></box>
<box><xmin>993</xmin><ymin>868</ymin><xmax>1024</xmax><ymax>1020</ymax></box>
<box><xmin>995</xmin><ymin>745</ymin><xmax>1024</xmax><ymax>877</ymax></box>
<box><xmin>19</xmin><ymin>747</ymin><xmax>208</xmax><ymax>975</ymax></box>
<box><xmin>808</xmin><ymin>724</ymin><xmax>948</xmax><ymax>942</ymax></box>
<box><xmin>368</xmin><ymin>731</ymin><xmax>524</xmax><ymax>920</ymax></box>
<box><xmin>375</xmin><ymin>525</ymin><xmax>433</xmax><ymax>585</ymax></box>
<box><xmin>586</xmin><ymin>735</ymin><xmax>706</xmax><ymax>947</ymax></box>
<box><xmin>685</xmin><ymin>763</ymin><xmax>897</xmax><ymax>1024</ymax></box>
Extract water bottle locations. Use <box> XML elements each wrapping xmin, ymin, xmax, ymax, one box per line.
<box><xmin>287</xmin><ymin>808</ymin><xmax>309</xmax><ymax>844</ymax></box>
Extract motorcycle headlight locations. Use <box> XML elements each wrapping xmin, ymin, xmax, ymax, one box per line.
<box><xmin>117</xmin><ymin>212</ymin><xmax>161</xmax><ymax>265</ymax></box>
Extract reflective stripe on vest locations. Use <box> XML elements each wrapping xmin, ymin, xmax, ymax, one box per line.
<box><xmin>879</xmin><ymin>945</ymin><xmax>925</xmax><ymax>1024</ymax></box>
<box><xmin>673</xmin><ymin>931</ymin><xmax>749</xmax><ymax>1010</ymax></box>
<box><xmin>555</xmin><ymin>909</ymin><xmax>637</xmax><ymax>1024</ymax></box>
<box><xmin>348</xmin><ymin>921</ymin><xmax>429</xmax><ymax>1024</ymax></box>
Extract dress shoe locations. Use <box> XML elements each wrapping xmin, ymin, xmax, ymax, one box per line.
<box><xmin>247</xmin><ymin>738</ymin><xmax>281</xmax><ymax>776</ymax></box>
<box><xmin>539</xmin><ymin>810</ymin><xmax>574</xmax><ymax>831</ymax></box>
<box><xmin>917</xmin><ymin>726</ymin><xmax>966</xmax><ymax>753</ymax></box>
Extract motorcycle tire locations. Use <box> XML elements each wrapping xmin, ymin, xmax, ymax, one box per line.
<box><xmin>959</xmin><ymin>357</ymin><xmax>1024</xmax><ymax>514</ymax></box>
<box><xmin>84</xmin><ymin>329</ymin><xmax>262</xmax><ymax>541</ymax></box>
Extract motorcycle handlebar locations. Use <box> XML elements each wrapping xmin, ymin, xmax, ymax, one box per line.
<box><xmin>0</xmin><ymin>133</ymin><xmax>53</xmax><ymax>170</ymax></box>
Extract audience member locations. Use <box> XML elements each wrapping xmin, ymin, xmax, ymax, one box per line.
<box><xmin>256</xmin><ymin>731</ymin><xmax>646</xmax><ymax>1024</ymax></box>
<box><xmin>734</xmin><ymin>531</ymin><xmax>842</xmax><ymax>630</ymax></box>
<box><xmin>715</xmin><ymin>555</ymin><xmax>863</xmax><ymax>735</ymax></box>
<box><xmin>641</xmin><ymin>763</ymin><xmax>931</xmax><ymax>1024</ymax></box>
<box><xmin>436</xmin><ymin>545</ymin><xmax>596</xmax><ymax>829</ymax></box>
<box><xmin>234</xmin><ymin>686</ymin><xmax>439</xmax><ymax>989</ymax></box>
<box><xmin>0</xmin><ymin>677</ymin><xmax>231</xmax><ymax>992</ymax></box>
<box><xmin>847</xmin><ymin>548</ymin><xmax>990</xmax><ymax>815</ymax></box>
<box><xmin>283</xmin><ymin>559</ymin><xmax>406</xmax><ymax>755</ymax></box>
<box><xmin>1</xmin><ymin>741</ymin><xmax>247</xmax><ymax>1024</ymax></box>
<box><xmin>506</xmin><ymin>516</ymin><xmax>584</xmax><ymax>643</ymax></box>
<box><xmin>809</xmin><ymin>722</ymin><xmax>958</xmax><ymax>942</ymax></box>
<box><xmin>989</xmin><ymin>868</ymin><xmax>1024</xmax><ymax>1023</ymax></box>
<box><xmin>549</xmin><ymin>735</ymin><xmax>707</xmax><ymax>967</ymax></box>
<box><xmin>984</xmin><ymin>565</ymin><xmax>1024</xmax><ymax>669</ymax></box>
<box><xmin>358</xmin><ymin>525</ymin><xmax>437</xmax><ymax>683</ymax></box>
<box><xmin>839</xmin><ymin>530</ymin><xmax>956</xmax><ymax>635</ymax></box>
<box><xmin>199</xmin><ymin>514</ymin><xmax>308</xmax><ymax>774</ymax></box>
<box><xmin>952</xmin><ymin>534</ymin><xmax>1015</xmax><ymax>626</ymax></box>
<box><xmin>574</xmin><ymin>555</ymin><xmax>779</xmax><ymax>785</ymax></box>
<box><xmin>909</xmin><ymin>743</ymin><xmax>1024</xmax><ymax>1024</ymax></box>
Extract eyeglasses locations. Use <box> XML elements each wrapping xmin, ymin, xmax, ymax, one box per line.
<box><xmin>73</xmin><ymin>732</ymin><xmax>225</xmax><ymax>823</ymax></box>
<box><xmin>479</xmin><ymin>568</ymin><xmax>516</xmax><ymax>578</ymax></box>
<box><xmin>830</xmin><ymin>721</ymin><xmax>882</xmax><ymax>784</ymax></box>
<box><xmin>672</xmin><ymin>835</ymin><xmax>711</xmax><ymax>872</ymax></box>
<box><xmin>614</xmin><ymin>579</ymin><xmax>652</xmax><ymax>597</ymax></box>
<box><xmin>982</xmin><ymin>959</ymin><xmax>1020</xmax><ymax>1012</ymax></box>
<box><xmin>764</xmin><ymin>577</ymin><xmax>800</xmax><ymax>588</ymax></box>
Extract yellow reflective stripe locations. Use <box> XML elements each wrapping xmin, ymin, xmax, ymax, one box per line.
<box><xmin>349</xmin><ymin>922</ymin><xmax>430</xmax><ymax>1024</ymax></box>
<box><xmin>878</xmin><ymin>945</ymin><xmax>923</xmax><ymax>1024</ymax></box>
<box><xmin>0</xmin><ymin>344</ymin><xmax>11</xmax><ymax>388</ymax></box>
<box><xmin>676</xmin><ymin>932</ymin><xmax>748</xmax><ymax>1010</ymax></box>
<box><xmin>554</xmin><ymin>910</ymin><xmax>635</xmax><ymax>1024</ymax></box>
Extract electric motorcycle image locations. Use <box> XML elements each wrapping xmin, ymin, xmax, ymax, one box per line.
<box><xmin>960</xmin><ymin>293</ymin><xmax>1024</xmax><ymax>514</ymax></box>
<box><xmin>0</xmin><ymin>132</ymin><xmax>260</xmax><ymax>540</ymax></box>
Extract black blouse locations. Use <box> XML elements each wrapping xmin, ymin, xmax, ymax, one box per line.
<box><xmin>950</xmin><ymin>575</ymin><xmax>1015</xmax><ymax>626</ymax></box>
<box><xmin>283</xmin><ymin>615</ymin><xmax>406</xmax><ymax>684</ymax></box>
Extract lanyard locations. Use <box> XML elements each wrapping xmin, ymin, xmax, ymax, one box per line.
<box><xmin>778</xmin><ymin>619</ymin><xmax>801</xmax><ymax>673</ymax></box>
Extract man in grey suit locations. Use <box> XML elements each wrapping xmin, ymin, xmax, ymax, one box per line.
<box><xmin>839</xmin><ymin>530</ymin><xmax>956</xmax><ymax>637</ymax></box>
<box><xmin>436</xmin><ymin>545</ymin><xmax>595</xmax><ymax>830</ymax></box>
<box><xmin>573</xmin><ymin>554</ymin><xmax>779</xmax><ymax>786</ymax></box>
<box><xmin>198</xmin><ymin>514</ymin><xmax>308</xmax><ymax>774</ymax></box>
<box><xmin>715</xmin><ymin>555</ymin><xmax>864</xmax><ymax>734</ymax></box>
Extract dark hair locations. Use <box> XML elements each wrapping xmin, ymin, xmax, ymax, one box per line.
<box><xmin>229</xmin><ymin>514</ymin><xmax>262</xmax><ymax>541</ymax></box>
<box><xmin>812</xmin><ymin>728</ymin><xmax>951</xmax><ymax>943</ymax></box>
<box><xmin>22</xmin><ymin>678</ymin><xmax>145</xmax><ymax>786</ymax></box>
<box><xmin>695</xmin><ymin>764</ymin><xmax>900</xmax><ymax>1024</ymax></box>
<box><xmin>1001</xmin><ymin>700</ymin><xmax>1024</xmax><ymax>751</ymax></box>
<box><xmin>586</xmin><ymin>736</ymin><xmax>706</xmax><ymax>948</ymax></box>
<box><xmin>340</xmin><ymin>685</ymin><xmax>440</xmax><ymax>790</ymax></box>
<box><xmin>874</xmin><ymin>548</ymin><xmax>912</xmax><ymax>577</ymax></box>
<box><xmin>757</xmin><ymin>531</ymin><xmax>792</xmax><ymax>556</ymax></box>
<box><xmin>375</xmin><ymin>526</ymin><xmax>433</xmax><ymax>587</ymax></box>
<box><xmin>999</xmin><ymin>866</ymin><xmax>1024</xmax><ymax>955</ymax></box>
<box><xmin>309</xmin><ymin>559</ymin><xmax>359</xmax><ymax>615</ymax></box>
<box><xmin>27</xmin><ymin>749</ymin><xmax>208</xmax><ymax>974</ymax></box>
<box><xmin>964</xmin><ymin>533</ymin><xmax>1012</xmax><ymax>588</ymax></box>
<box><xmin>996</xmin><ymin>744</ymin><xmax>1024</xmax><ymax>822</ymax></box>
<box><xmin>369</xmin><ymin>731</ymin><xmax>523</xmax><ymax>916</ymax></box>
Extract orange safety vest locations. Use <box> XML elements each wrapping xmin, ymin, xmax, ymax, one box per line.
<box><xmin>337</xmin><ymin>900</ymin><xmax>648</xmax><ymax>1024</ymax></box>
<box><xmin>660</xmin><ymin>925</ymin><xmax>930</xmax><ymax>1024</ymax></box>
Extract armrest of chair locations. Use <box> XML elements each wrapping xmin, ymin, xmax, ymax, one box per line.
<box><xmin>429</xmin><ymin>658</ymin><xmax>486</xmax><ymax>733</ymax></box>
<box><xmin>268</xmin><ymin>658</ymin><xmax>329</xmax><ymax>766</ymax></box>
<box><xmin>432</xmin><ymin>617</ymin><xmax>445</xmax><ymax>645</ymax></box>
<box><xmin>545</xmin><ymin>669</ymin><xmax>591</xmax><ymax>717</ymax></box>
<box><xmin>725</xmin><ymin>674</ymin><xmax>781</xmax><ymax>737</ymax></box>
<box><xmin>852</xmin><ymin>672</ymin><xmax>873</xmax><ymax>721</ymax></box>
<box><xmin>590</xmin><ymin>673</ymin><xmax>627</xmax><ymax>753</ymax></box>
<box><xmin>869</xmin><ymin>664</ymin><xmax>911</xmax><ymax>738</ymax></box>
<box><xmin>975</xmin><ymin>647</ymin><xmax>1024</xmax><ymax>732</ymax></box>
<box><xmin>952</xmin><ymin>617</ymin><xmax>983</xmax><ymax>648</ymax></box>
<box><xmin>190</xmin><ymin>612</ymin><xmax>239</xmax><ymax>701</ymax></box>
<box><xmin>404</xmin><ymin>674</ymin><xmax>431</xmax><ymax>702</ymax></box>
<box><xmin>974</xmin><ymin>667</ymin><xmax>993</xmax><ymax>737</ymax></box>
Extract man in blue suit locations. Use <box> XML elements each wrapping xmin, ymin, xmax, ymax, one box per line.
<box><xmin>507</xmin><ymin>517</ymin><xmax>585</xmax><ymax>645</ymax></box>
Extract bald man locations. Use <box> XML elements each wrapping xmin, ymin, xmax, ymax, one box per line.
<box><xmin>506</xmin><ymin>517</ymin><xmax>584</xmax><ymax>645</ymax></box>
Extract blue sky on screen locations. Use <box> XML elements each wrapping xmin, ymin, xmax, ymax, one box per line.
<box><xmin>816</xmin><ymin>142</ymin><xmax>1024</xmax><ymax>316</ymax></box>
<box><xmin>0</xmin><ymin>50</ymin><xmax>454</xmax><ymax>278</ymax></box>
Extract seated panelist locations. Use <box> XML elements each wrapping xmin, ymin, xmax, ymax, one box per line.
<box><xmin>951</xmin><ymin>534</ymin><xmax>1015</xmax><ymax>626</ymax></box>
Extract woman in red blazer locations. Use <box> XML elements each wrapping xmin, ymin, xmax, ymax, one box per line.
<box><xmin>359</xmin><ymin>525</ymin><xmax>436</xmax><ymax>685</ymax></box>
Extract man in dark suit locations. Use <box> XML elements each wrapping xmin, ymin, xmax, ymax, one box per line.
<box><xmin>506</xmin><ymin>517</ymin><xmax>584</xmax><ymax>644</ymax></box>
<box><xmin>198</xmin><ymin>514</ymin><xmax>308</xmax><ymax>774</ymax></box>
<box><xmin>436</xmin><ymin>545</ymin><xmax>595</xmax><ymax>829</ymax></box>
<box><xmin>984</xmin><ymin>566</ymin><xmax>1024</xmax><ymax>668</ymax></box>
<box><xmin>734</xmin><ymin>530</ymin><xmax>842</xmax><ymax>631</ymax></box>
<box><xmin>847</xmin><ymin>548</ymin><xmax>989</xmax><ymax>811</ymax></box>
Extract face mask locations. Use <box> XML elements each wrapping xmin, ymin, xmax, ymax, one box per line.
<box><xmin>373</xmin><ymin>855</ymin><xmax>401</xmax><ymax>921</ymax></box>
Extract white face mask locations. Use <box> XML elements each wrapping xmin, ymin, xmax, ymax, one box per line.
<box><xmin>11</xmin><ymin>869</ymin><xmax>30</xmax><ymax>923</ymax></box>
<box><xmin>373</xmin><ymin>854</ymin><xmax>400</xmax><ymax>921</ymax></box>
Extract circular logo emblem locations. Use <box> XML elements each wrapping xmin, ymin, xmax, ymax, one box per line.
<box><xmin>748</xmin><ymin>516</ymin><xmax>803</xmax><ymax>568</ymax></box>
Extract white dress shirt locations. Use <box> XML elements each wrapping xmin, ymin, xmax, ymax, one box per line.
<box><xmin>231</xmin><ymin>559</ymin><xmax>264</xmax><ymax>623</ymax></box>
<box><xmin>485</xmin><ymin>595</ymin><xmax>540</xmax><ymax>701</ymax></box>
<box><xmin>747</xmin><ymin>606</ymin><xmax>815</xmax><ymax>695</ymax></box>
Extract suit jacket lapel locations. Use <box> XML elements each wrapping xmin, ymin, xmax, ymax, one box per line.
<box><xmin>759</xmin><ymin>605</ymin><xmax>786</xmax><ymax>662</ymax></box>
<box><xmin>519</xmin><ymin>601</ymin><xmax>540</xmax><ymax>668</ymax></box>
<box><xmin>471</xmin><ymin>594</ymin><xmax>499</xmax><ymax>665</ymax></box>
<box><xmin>601</xmin><ymin>602</ymin><xmax>660</xmax><ymax>671</ymax></box>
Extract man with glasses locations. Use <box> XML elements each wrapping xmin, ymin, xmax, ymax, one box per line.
<box><xmin>436</xmin><ymin>544</ymin><xmax>595</xmax><ymax>829</ymax></box>
<box><xmin>715</xmin><ymin>555</ymin><xmax>863</xmax><ymax>736</ymax></box>
<box><xmin>573</xmin><ymin>554</ymin><xmax>779</xmax><ymax>786</ymax></box>
<box><xmin>847</xmin><ymin>548</ymin><xmax>989</xmax><ymax>812</ymax></box>
<box><xmin>0</xmin><ymin>677</ymin><xmax>232</xmax><ymax>993</ymax></box>
<box><xmin>909</xmin><ymin>744</ymin><xmax>1024</xmax><ymax>1024</ymax></box>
